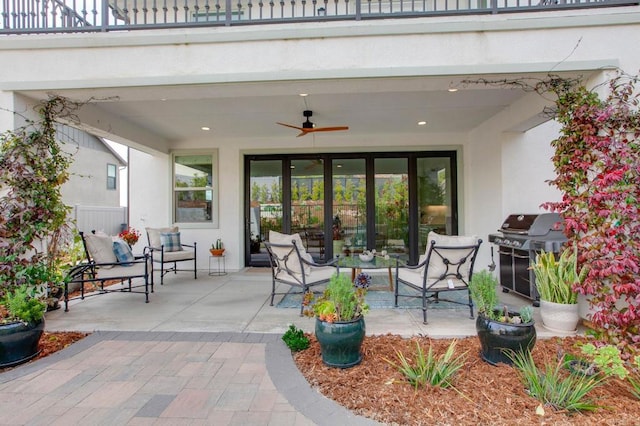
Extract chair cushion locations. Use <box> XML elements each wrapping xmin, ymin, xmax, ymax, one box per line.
<box><xmin>113</xmin><ymin>240</ymin><xmax>135</xmax><ymax>266</ymax></box>
<box><xmin>84</xmin><ymin>233</ymin><xmax>117</xmax><ymax>268</ymax></box>
<box><xmin>423</xmin><ymin>232</ymin><xmax>479</xmax><ymax>287</ymax></box>
<box><xmin>160</xmin><ymin>232</ymin><xmax>183</xmax><ymax>252</ymax></box>
<box><xmin>268</xmin><ymin>230</ymin><xmax>310</xmax><ymax>276</ymax></box>
<box><xmin>96</xmin><ymin>262</ymin><xmax>148</xmax><ymax>279</ymax></box>
<box><xmin>146</xmin><ymin>226</ymin><xmax>178</xmax><ymax>249</ymax></box>
<box><xmin>155</xmin><ymin>249</ymin><xmax>195</xmax><ymax>262</ymax></box>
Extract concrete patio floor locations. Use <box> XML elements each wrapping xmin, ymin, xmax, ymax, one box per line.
<box><xmin>0</xmin><ymin>269</ymin><xmax>580</xmax><ymax>425</ymax></box>
<box><xmin>45</xmin><ymin>268</ymin><xmax>562</xmax><ymax>338</ymax></box>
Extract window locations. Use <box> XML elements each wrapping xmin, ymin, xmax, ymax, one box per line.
<box><xmin>107</xmin><ymin>164</ymin><xmax>117</xmax><ymax>190</ymax></box>
<box><xmin>172</xmin><ymin>151</ymin><xmax>218</xmax><ymax>227</ymax></box>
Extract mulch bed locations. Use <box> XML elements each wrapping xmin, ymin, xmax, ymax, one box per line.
<box><xmin>294</xmin><ymin>334</ymin><xmax>640</xmax><ymax>425</ymax></box>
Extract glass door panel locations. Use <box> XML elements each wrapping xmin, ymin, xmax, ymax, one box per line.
<box><xmin>332</xmin><ymin>158</ymin><xmax>366</xmax><ymax>256</ymax></box>
<box><xmin>374</xmin><ymin>158</ymin><xmax>409</xmax><ymax>258</ymax></box>
<box><xmin>417</xmin><ymin>157</ymin><xmax>454</xmax><ymax>254</ymax></box>
<box><xmin>249</xmin><ymin>159</ymin><xmax>283</xmax><ymax>265</ymax></box>
<box><xmin>291</xmin><ymin>159</ymin><xmax>325</xmax><ymax>261</ymax></box>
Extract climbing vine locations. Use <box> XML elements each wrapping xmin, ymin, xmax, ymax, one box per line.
<box><xmin>542</xmin><ymin>72</ymin><xmax>640</xmax><ymax>355</ymax></box>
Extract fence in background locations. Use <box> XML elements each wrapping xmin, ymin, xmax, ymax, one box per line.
<box><xmin>73</xmin><ymin>204</ymin><xmax>127</xmax><ymax>236</ymax></box>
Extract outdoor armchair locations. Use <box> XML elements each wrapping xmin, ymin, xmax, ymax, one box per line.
<box><xmin>64</xmin><ymin>231</ymin><xmax>152</xmax><ymax>311</ymax></box>
<box><xmin>145</xmin><ymin>227</ymin><xmax>197</xmax><ymax>285</ymax></box>
<box><xmin>395</xmin><ymin>232</ymin><xmax>482</xmax><ymax>324</ymax></box>
<box><xmin>265</xmin><ymin>230</ymin><xmax>339</xmax><ymax>315</ymax></box>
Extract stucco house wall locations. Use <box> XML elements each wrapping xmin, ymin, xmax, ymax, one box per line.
<box><xmin>1</xmin><ymin>7</ymin><xmax>639</xmax><ymax>271</ymax></box>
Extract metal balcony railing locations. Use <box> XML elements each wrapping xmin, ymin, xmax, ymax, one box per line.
<box><xmin>1</xmin><ymin>0</ymin><xmax>637</xmax><ymax>34</ymax></box>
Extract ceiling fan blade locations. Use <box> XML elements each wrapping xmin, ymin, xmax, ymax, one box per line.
<box><xmin>309</xmin><ymin>126</ymin><xmax>349</xmax><ymax>133</ymax></box>
<box><xmin>276</xmin><ymin>122</ymin><xmax>304</xmax><ymax>131</ymax></box>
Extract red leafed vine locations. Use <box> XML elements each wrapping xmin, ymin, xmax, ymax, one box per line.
<box><xmin>542</xmin><ymin>71</ymin><xmax>640</xmax><ymax>355</ymax></box>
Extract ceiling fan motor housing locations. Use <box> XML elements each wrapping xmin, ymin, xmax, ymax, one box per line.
<box><xmin>303</xmin><ymin>110</ymin><xmax>315</xmax><ymax>128</ymax></box>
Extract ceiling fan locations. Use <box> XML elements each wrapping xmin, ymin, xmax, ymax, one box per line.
<box><xmin>277</xmin><ymin>110</ymin><xmax>349</xmax><ymax>137</ymax></box>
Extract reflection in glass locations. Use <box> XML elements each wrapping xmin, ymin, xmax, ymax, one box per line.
<box><xmin>173</xmin><ymin>154</ymin><xmax>213</xmax><ymax>223</ymax></box>
<box><xmin>374</xmin><ymin>158</ymin><xmax>409</xmax><ymax>257</ymax></box>
<box><xmin>249</xmin><ymin>160</ymin><xmax>283</xmax><ymax>262</ymax></box>
<box><xmin>291</xmin><ymin>159</ymin><xmax>325</xmax><ymax>261</ymax></box>
<box><xmin>332</xmin><ymin>159</ymin><xmax>366</xmax><ymax>256</ymax></box>
<box><xmin>417</xmin><ymin>157</ymin><xmax>453</xmax><ymax>254</ymax></box>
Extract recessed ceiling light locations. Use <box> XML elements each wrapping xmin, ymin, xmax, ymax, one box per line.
<box><xmin>201</xmin><ymin>127</ymin><xmax>210</xmax><ymax>131</ymax></box>
<box><xmin>290</xmin><ymin>165</ymin><xmax>296</xmax><ymax>169</ymax></box>
<box><xmin>299</xmin><ymin>93</ymin><xmax>308</xmax><ymax>97</ymax></box>
<box><xmin>336</xmin><ymin>164</ymin><xmax>343</xmax><ymax>168</ymax></box>
<box><xmin>418</xmin><ymin>121</ymin><xmax>427</xmax><ymax>126</ymax></box>
<box><xmin>448</xmin><ymin>87</ymin><xmax>458</xmax><ymax>92</ymax></box>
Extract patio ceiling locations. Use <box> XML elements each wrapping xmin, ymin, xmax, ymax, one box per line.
<box><xmin>18</xmin><ymin>73</ymin><xmax>568</xmax><ymax>149</ymax></box>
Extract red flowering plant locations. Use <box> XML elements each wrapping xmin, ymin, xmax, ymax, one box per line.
<box><xmin>541</xmin><ymin>72</ymin><xmax>640</xmax><ymax>357</ymax></box>
<box><xmin>118</xmin><ymin>227</ymin><xmax>141</xmax><ymax>246</ymax></box>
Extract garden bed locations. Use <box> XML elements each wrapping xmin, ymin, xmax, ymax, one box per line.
<box><xmin>294</xmin><ymin>334</ymin><xmax>640</xmax><ymax>425</ymax></box>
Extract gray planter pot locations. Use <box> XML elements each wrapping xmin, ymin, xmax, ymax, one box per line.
<box><xmin>540</xmin><ymin>300</ymin><xmax>579</xmax><ymax>334</ymax></box>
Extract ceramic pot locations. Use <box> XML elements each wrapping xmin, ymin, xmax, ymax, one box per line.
<box><xmin>0</xmin><ymin>318</ymin><xmax>45</xmax><ymax>368</ymax></box>
<box><xmin>540</xmin><ymin>300</ymin><xmax>579</xmax><ymax>334</ymax></box>
<box><xmin>475</xmin><ymin>313</ymin><xmax>536</xmax><ymax>366</ymax></box>
<box><xmin>315</xmin><ymin>317</ymin><xmax>365</xmax><ymax>368</ymax></box>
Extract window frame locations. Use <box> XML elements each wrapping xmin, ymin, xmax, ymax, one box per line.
<box><xmin>106</xmin><ymin>163</ymin><xmax>117</xmax><ymax>190</ymax></box>
<box><xmin>171</xmin><ymin>150</ymin><xmax>219</xmax><ymax>228</ymax></box>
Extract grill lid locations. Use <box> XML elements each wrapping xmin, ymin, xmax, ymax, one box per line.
<box><xmin>499</xmin><ymin>213</ymin><xmax>564</xmax><ymax>237</ymax></box>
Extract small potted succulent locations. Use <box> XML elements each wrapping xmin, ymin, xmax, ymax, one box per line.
<box><xmin>303</xmin><ymin>272</ymin><xmax>369</xmax><ymax>368</ymax></box>
<box><xmin>469</xmin><ymin>270</ymin><xmax>536</xmax><ymax>365</ymax></box>
<box><xmin>210</xmin><ymin>239</ymin><xmax>225</xmax><ymax>256</ymax></box>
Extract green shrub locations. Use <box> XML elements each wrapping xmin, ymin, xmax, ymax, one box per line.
<box><xmin>386</xmin><ymin>340</ymin><xmax>466</xmax><ymax>389</ymax></box>
<box><xmin>3</xmin><ymin>285</ymin><xmax>46</xmax><ymax>324</ymax></box>
<box><xmin>282</xmin><ymin>324</ymin><xmax>310</xmax><ymax>352</ymax></box>
<box><xmin>508</xmin><ymin>349</ymin><xmax>604</xmax><ymax>412</ymax></box>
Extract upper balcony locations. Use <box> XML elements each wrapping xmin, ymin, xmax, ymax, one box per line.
<box><xmin>2</xmin><ymin>0</ymin><xmax>638</xmax><ymax>34</ymax></box>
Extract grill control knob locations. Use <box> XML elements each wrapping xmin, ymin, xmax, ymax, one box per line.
<box><xmin>512</xmin><ymin>240</ymin><xmax>521</xmax><ymax>248</ymax></box>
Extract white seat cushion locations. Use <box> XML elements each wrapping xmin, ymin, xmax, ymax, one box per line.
<box><xmin>268</xmin><ymin>230</ymin><xmax>310</xmax><ymax>275</ymax></box>
<box><xmin>156</xmin><ymin>249</ymin><xmax>195</xmax><ymax>262</ymax></box>
<box><xmin>84</xmin><ymin>233</ymin><xmax>117</xmax><ymax>268</ymax></box>
<box><xmin>412</xmin><ymin>232</ymin><xmax>479</xmax><ymax>288</ymax></box>
<box><xmin>274</xmin><ymin>264</ymin><xmax>335</xmax><ymax>285</ymax></box>
<box><xmin>95</xmin><ymin>262</ymin><xmax>148</xmax><ymax>279</ymax></box>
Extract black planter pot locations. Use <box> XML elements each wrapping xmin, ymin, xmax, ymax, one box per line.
<box><xmin>475</xmin><ymin>314</ymin><xmax>536</xmax><ymax>366</ymax></box>
<box><xmin>0</xmin><ymin>318</ymin><xmax>45</xmax><ymax>368</ymax></box>
<box><xmin>315</xmin><ymin>317</ymin><xmax>365</xmax><ymax>368</ymax></box>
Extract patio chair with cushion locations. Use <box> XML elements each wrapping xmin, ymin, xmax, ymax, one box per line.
<box><xmin>265</xmin><ymin>230</ymin><xmax>339</xmax><ymax>315</ymax></box>
<box><xmin>64</xmin><ymin>231</ymin><xmax>153</xmax><ymax>311</ymax></box>
<box><xmin>395</xmin><ymin>232</ymin><xmax>482</xmax><ymax>324</ymax></box>
<box><xmin>146</xmin><ymin>227</ymin><xmax>197</xmax><ymax>285</ymax></box>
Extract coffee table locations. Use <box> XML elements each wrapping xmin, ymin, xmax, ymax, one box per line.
<box><xmin>338</xmin><ymin>255</ymin><xmax>400</xmax><ymax>291</ymax></box>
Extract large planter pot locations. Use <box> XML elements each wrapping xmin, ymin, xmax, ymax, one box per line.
<box><xmin>0</xmin><ymin>318</ymin><xmax>45</xmax><ymax>368</ymax></box>
<box><xmin>315</xmin><ymin>317</ymin><xmax>365</xmax><ymax>368</ymax></box>
<box><xmin>475</xmin><ymin>314</ymin><xmax>536</xmax><ymax>366</ymax></box>
<box><xmin>540</xmin><ymin>300</ymin><xmax>579</xmax><ymax>334</ymax></box>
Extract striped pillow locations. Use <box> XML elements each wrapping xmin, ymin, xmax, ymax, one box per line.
<box><xmin>161</xmin><ymin>232</ymin><xmax>183</xmax><ymax>252</ymax></box>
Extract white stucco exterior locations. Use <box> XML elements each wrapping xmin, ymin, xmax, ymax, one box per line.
<box><xmin>1</xmin><ymin>6</ymin><xmax>639</xmax><ymax>272</ymax></box>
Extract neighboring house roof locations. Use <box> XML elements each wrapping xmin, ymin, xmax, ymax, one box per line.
<box><xmin>56</xmin><ymin>124</ymin><xmax>127</xmax><ymax>167</ymax></box>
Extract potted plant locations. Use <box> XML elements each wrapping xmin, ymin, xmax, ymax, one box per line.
<box><xmin>332</xmin><ymin>215</ymin><xmax>344</xmax><ymax>256</ymax></box>
<box><xmin>531</xmin><ymin>247</ymin><xmax>586</xmax><ymax>334</ymax></box>
<box><xmin>469</xmin><ymin>270</ymin><xmax>536</xmax><ymax>365</ymax></box>
<box><xmin>303</xmin><ymin>272</ymin><xmax>369</xmax><ymax>368</ymax></box>
<box><xmin>118</xmin><ymin>227</ymin><xmax>141</xmax><ymax>249</ymax></box>
<box><xmin>210</xmin><ymin>239</ymin><xmax>225</xmax><ymax>256</ymax></box>
<box><xmin>0</xmin><ymin>96</ymin><xmax>74</xmax><ymax>367</ymax></box>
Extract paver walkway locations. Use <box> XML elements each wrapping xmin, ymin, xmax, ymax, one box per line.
<box><xmin>0</xmin><ymin>331</ymin><xmax>375</xmax><ymax>425</ymax></box>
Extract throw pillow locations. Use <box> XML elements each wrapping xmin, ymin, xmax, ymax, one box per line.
<box><xmin>146</xmin><ymin>226</ymin><xmax>178</xmax><ymax>249</ymax></box>
<box><xmin>113</xmin><ymin>240</ymin><xmax>135</xmax><ymax>266</ymax></box>
<box><xmin>161</xmin><ymin>232</ymin><xmax>183</xmax><ymax>252</ymax></box>
<box><xmin>84</xmin><ymin>233</ymin><xmax>117</xmax><ymax>268</ymax></box>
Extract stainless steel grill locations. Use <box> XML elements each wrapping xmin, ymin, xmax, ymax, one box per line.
<box><xmin>489</xmin><ymin>213</ymin><xmax>567</xmax><ymax>303</ymax></box>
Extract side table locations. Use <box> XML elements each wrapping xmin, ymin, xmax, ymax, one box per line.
<box><xmin>208</xmin><ymin>255</ymin><xmax>227</xmax><ymax>276</ymax></box>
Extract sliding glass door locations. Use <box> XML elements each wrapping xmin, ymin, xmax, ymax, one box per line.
<box><xmin>245</xmin><ymin>152</ymin><xmax>457</xmax><ymax>267</ymax></box>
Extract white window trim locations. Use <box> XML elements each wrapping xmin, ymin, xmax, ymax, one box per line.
<box><xmin>171</xmin><ymin>150</ymin><xmax>219</xmax><ymax>229</ymax></box>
